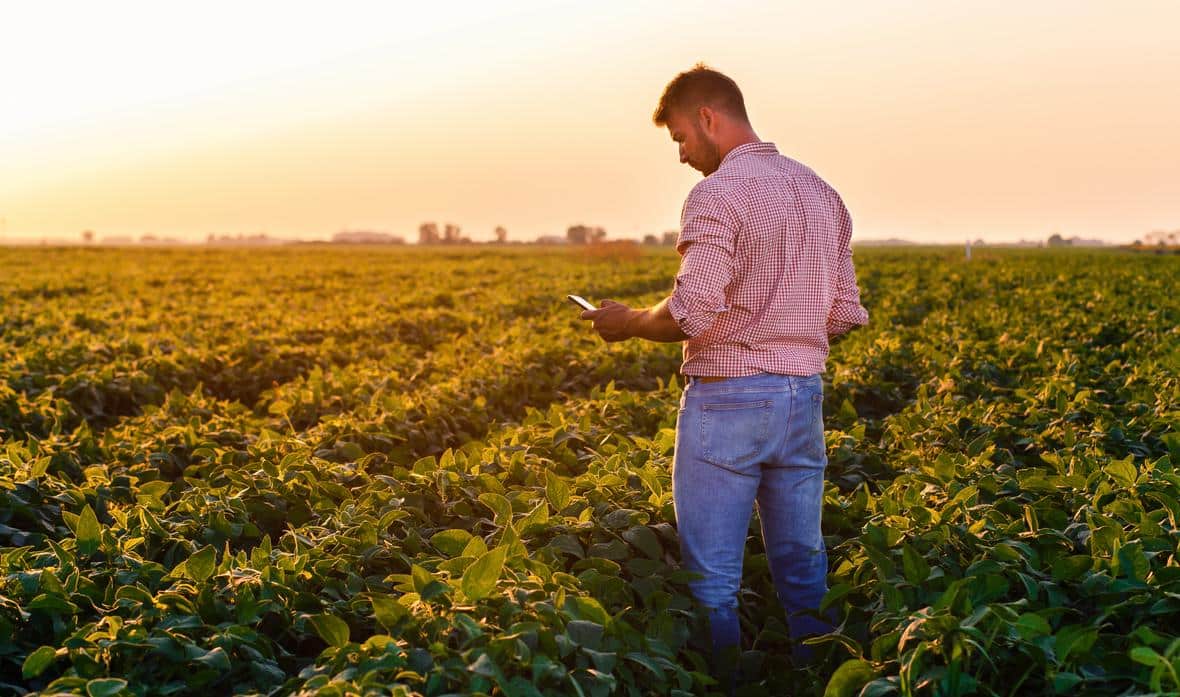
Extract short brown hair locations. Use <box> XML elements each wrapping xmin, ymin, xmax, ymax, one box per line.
<box><xmin>653</xmin><ymin>63</ymin><xmax>749</xmax><ymax>126</ymax></box>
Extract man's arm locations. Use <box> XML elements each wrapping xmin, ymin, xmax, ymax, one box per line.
<box><xmin>580</xmin><ymin>296</ymin><xmax>688</xmax><ymax>343</ymax></box>
<box><xmin>582</xmin><ymin>187</ymin><xmax>738</xmax><ymax>344</ymax></box>
<box><xmin>826</xmin><ymin>191</ymin><xmax>869</xmax><ymax>337</ymax></box>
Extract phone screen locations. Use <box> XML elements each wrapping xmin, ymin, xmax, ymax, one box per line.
<box><xmin>567</xmin><ymin>294</ymin><xmax>597</xmax><ymax>311</ymax></box>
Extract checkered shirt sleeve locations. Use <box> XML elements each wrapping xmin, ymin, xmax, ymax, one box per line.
<box><xmin>667</xmin><ymin>188</ymin><xmax>738</xmax><ymax>338</ymax></box>
<box><xmin>827</xmin><ymin>191</ymin><xmax>870</xmax><ymax>337</ymax></box>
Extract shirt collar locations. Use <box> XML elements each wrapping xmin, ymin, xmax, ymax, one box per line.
<box><xmin>719</xmin><ymin>141</ymin><xmax>778</xmax><ymax>167</ymax></box>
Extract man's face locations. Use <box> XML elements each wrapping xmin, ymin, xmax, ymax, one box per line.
<box><xmin>666</xmin><ymin>108</ymin><xmax>721</xmax><ymax>176</ymax></box>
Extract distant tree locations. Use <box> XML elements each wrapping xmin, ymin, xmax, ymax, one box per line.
<box><xmin>1047</xmin><ymin>233</ymin><xmax>1069</xmax><ymax>247</ymax></box>
<box><xmin>418</xmin><ymin>222</ymin><xmax>439</xmax><ymax>245</ymax></box>
<box><xmin>81</xmin><ymin>229</ymin><xmax>94</xmax><ymax>244</ymax></box>
<box><xmin>1143</xmin><ymin>230</ymin><xmax>1175</xmax><ymax>246</ymax></box>
<box><xmin>643</xmin><ymin>234</ymin><xmax>658</xmax><ymax>245</ymax></box>
<box><xmin>494</xmin><ymin>226</ymin><xmax>508</xmax><ymax>243</ymax></box>
<box><xmin>566</xmin><ymin>224</ymin><xmax>606</xmax><ymax>244</ymax></box>
<box><xmin>567</xmin><ymin>225</ymin><xmax>589</xmax><ymax>244</ymax></box>
<box><xmin>662</xmin><ymin>230</ymin><xmax>679</xmax><ymax>246</ymax></box>
<box><xmin>443</xmin><ymin>224</ymin><xmax>461</xmax><ymax>243</ymax></box>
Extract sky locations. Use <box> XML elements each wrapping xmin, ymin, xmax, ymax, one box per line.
<box><xmin>2</xmin><ymin>1</ymin><xmax>1179</xmax><ymax>244</ymax></box>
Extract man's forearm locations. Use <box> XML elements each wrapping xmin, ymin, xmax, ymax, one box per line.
<box><xmin>625</xmin><ymin>296</ymin><xmax>690</xmax><ymax>342</ymax></box>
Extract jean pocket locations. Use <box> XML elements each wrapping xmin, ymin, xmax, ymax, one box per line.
<box><xmin>699</xmin><ymin>399</ymin><xmax>773</xmax><ymax>471</ymax></box>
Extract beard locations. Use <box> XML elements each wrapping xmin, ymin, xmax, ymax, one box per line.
<box><xmin>693</xmin><ymin>121</ymin><xmax>722</xmax><ymax>175</ymax></box>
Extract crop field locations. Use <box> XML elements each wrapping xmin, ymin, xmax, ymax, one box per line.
<box><xmin>0</xmin><ymin>245</ymin><xmax>1177</xmax><ymax>697</ymax></box>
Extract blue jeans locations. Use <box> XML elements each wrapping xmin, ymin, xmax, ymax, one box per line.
<box><xmin>673</xmin><ymin>373</ymin><xmax>833</xmax><ymax>673</ymax></box>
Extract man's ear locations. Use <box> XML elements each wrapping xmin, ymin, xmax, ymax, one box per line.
<box><xmin>698</xmin><ymin>105</ymin><xmax>716</xmax><ymax>134</ymax></box>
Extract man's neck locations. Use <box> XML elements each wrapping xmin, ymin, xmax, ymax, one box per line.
<box><xmin>718</xmin><ymin>128</ymin><xmax>761</xmax><ymax>161</ymax></box>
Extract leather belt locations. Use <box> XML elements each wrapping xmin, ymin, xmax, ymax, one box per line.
<box><xmin>694</xmin><ymin>376</ymin><xmax>728</xmax><ymax>383</ymax></box>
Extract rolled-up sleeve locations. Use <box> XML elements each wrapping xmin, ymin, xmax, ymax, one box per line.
<box><xmin>826</xmin><ymin>192</ymin><xmax>869</xmax><ymax>336</ymax></box>
<box><xmin>667</xmin><ymin>187</ymin><xmax>739</xmax><ymax>338</ymax></box>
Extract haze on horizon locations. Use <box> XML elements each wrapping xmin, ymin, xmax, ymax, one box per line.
<box><xmin>2</xmin><ymin>1</ymin><xmax>1178</xmax><ymax>246</ymax></box>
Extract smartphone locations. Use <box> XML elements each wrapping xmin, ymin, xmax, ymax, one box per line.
<box><xmin>567</xmin><ymin>294</ymin><xmax>597</xmax><ymax>311</ymax></box>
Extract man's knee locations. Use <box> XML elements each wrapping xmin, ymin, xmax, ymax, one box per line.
<box><xmin>688</xmin><ymin>572</ymin><xmax>741</xmax><ymax>610</ymax></box>
<box><xmin>766</xmin><ymin>540</ymin><xmax>828</xmax><ymax>585</ymax></box>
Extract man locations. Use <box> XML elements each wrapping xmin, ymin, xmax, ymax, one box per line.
<box><xmin>580</xmin><ymin>64</ymin><xmax>869</xmax><ymax>680</ymax></box>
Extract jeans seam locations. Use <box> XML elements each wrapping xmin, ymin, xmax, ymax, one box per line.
<box><xmin>809</xmin><ymin>391</ymin><xmax>824</xmax><ymax>460</ymax></box>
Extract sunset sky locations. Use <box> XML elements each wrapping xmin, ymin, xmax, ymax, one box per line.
<box><xmin>3</xmin><ymin>1</ymin><xmax>1178</xmax><ymax>244</ymax></box>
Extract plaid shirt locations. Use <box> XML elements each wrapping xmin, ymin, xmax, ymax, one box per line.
<box><xmin>667</xmin><ymin>141</ymin><xmax>869</xmax><ymax>377</ymax></box>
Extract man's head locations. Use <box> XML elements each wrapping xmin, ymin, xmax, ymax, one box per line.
<box><xmin>653</xmin><ymin>63</ymin><xmax>756</xmax><ymax>176</ymax></box>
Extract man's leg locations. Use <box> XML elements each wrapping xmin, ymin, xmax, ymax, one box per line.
<box><xmin>672</xmin><ymin>390</ymin><xmax>766</xmax><ymax>684</ymax></box>
<box><xmin>756</xmin><ymin>464</ymin><xmax>832</xmax><ymax>662</ymax></box>
<box><xmin>757</xmin><ymin>378</ymin><xmax>833</xmax><ymax>664</ymax></box>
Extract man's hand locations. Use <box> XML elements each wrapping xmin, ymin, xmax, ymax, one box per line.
<box><xmin>581</xmin><ymin>300</ymin><xmax>635</xmax><ymax>342</ymax></box>
<box><xmin>579</xmin><ymin>297</ymin><xmax>690</xmax><ymax>343</ymax></box>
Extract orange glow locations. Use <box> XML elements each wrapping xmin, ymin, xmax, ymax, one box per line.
<box><xmin>2</xmin><ymin>2</ymin><xmax>1178</xmax><ymax>244</ymax></box>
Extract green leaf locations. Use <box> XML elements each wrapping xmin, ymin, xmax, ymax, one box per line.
<box><xmin>932</xmin><ymin>452</ymin><xmax>956</xmax><ymax>483</ymax></box>
<box><xmin>546</xmin><ymin>473</ymin><xmax>570</xmax><ymax>511</ymax></box>
<box><xmin>462</xmin><ymin>546</ymin><xmax>506</xmax><ymax>600</ymax></box>
<box><xmin>824</xmin><ymin>658</ymin><xmax>878</xmax><ymax>697</ymax></box>
<box><xmin>337</xmin><ymin>441</ymin><xmax>365</xmax><ymax>461</ymax></box>
<box><xmin>1053</xmin><ymin>672</ymin><xmax>1083</xmax><ymax>694</ymax></box>
<box><xmin>1104</xmin><ymin>458</ymin><xmax>1138</xmax><ymax>487</ymax></box>
<box><xmin>621</xmin><ymin>525</ymin><xmax>662</xmax><ymax>560</ymax></box>
<box><xmin>27</xmin><ymin>593</ymin><xmax>78</xmax><ymax>615</ymax></box>
<box><xmin>86</xmin><ymin>678</ymin><xmax>128</xmax><ymax>697</ymax></box>
<box><xmin>6</xmin><ymin>442</ymin><xmax>25</xmax><ymax>468</ymax></box>
<box><xmin>478</xmin><ymin>493</ymin><xmax>512</xmax><ymax>524</ymax></box>
<box><xmin>625</xmin><ymin>651</ymin><xmax>666</xmax><ymax>677</ymax></box>
<box><xmin>76</xmin><ymin>504</ymin><xmax>101</xmax><ymax>555</ymax></box>
<box><xmin>22</xmin><ymin>645</ymin><xmax>57</xmax><ymax>679</ymax></box>
<box><xmin>1014</xmin><ymin>613</ymin><xmax>1051</xmax><ymax>639</ymax></box>
<box><xmin>371</xmin><ymin>594</ymin><xmax>408</xmax><ymax>631</ymax></box>
<box><xmin>310</xmin><ymin>613</ymin><xmax>350</xmax><ymax>647</ymax></box>
<box><xmin>186</xmin><ymin>545</ymin><xmax>217</xmax><ymax>582</ymax></box>
<box><xmin>469</xmin><ymin>652</ymin><xmax>503</xmax><ymax>679</ymax></box>
<box><xmin>431</xmin><ymin>529</ymin><xmax>473</xmax><ymax>557</ymax></box>
<box><xmin>566</xmin><ymin>620</ymin><xmax>604</xmax><ymax>649</ymax></box>
<box><xmin>1051</xmin><ymin>555</ymin><xmax>1092</xmax><ymax>582</ymax></box>
<box><xmin>468</xmin><ymin>653</ymin><xmax>517</xmax><ymax>697</ymax></box>
<box><xmin>901</xmin><ymin>544</ymin><xmax>930</xmax><ymax>584</ymax></box>
<box><xmin>1130</xmin><ymin>646</ymin><xmax>1165</xmax><ymax>667</ymax></box>
<box><xmin>29</xmin><ymin>456</ymin><xmax>51</xmax><ymax>478</ymax></box>
<box><xmin>565</xmin><ymin>596</ymin><xmax>610</xmax><ymax>625</ymax></box>
<box><xmin>1055</xmin><ymin>625</ymin><xmax>1098</xmax><ymax>661</ymax></box>
<box><xmin>363</xmin><ymin>634</ymin><xmax>397</xmax><ymax>651</ymax></box>
<box><xmin>411</xmin><ymin>564</ymin><xmax>433</xmax><ymax>594</ymax></box>
<box><xmin>602</xmin><ymin>508</ymin><xmax>642</xmax><ymax>529</ymax></box>
<box><xmin>462</xmin><ymin>535</ymin><xmax>489</xmax><ymax>558</ymax></box>
<box><xmin>821</xmin><ymin>583</ymin><xmax>854</xmax><ymax>613</ymax></box>
<box><xmin>194</xmin><ymin>646</ymin><xmax>231</xmax><ymax>672</ymax></box>
<box><xmin>518</xmin><ymin>501</ymin><xmax>550</xmax><ymax>531</ymax></box>
<box><xmin>137</xmin><ymin>480</ymin><xmax>171</xmax><ymax>500</ymax></box>
<box><xmin>1163</xmin><ymin>433</ymin><xmax>1180</xmax><ymax>464</ymax></box>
